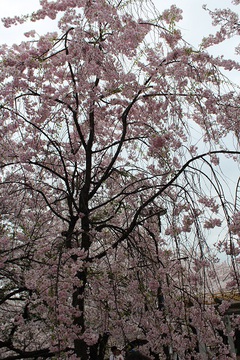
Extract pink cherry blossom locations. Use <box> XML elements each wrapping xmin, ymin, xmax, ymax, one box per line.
<box><xmin>0</xmin><ymin>0</ymin><xmax>239</xmax><ymax>359</ymax></box>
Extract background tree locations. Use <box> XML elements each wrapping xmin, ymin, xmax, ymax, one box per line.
<box><xmin>0</xmin><ymin>0</ymin><xmax>239</xmax><ymax>359</ymax></box>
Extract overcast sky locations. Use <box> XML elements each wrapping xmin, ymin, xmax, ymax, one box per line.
<box><xmin>0</xmin><ymin>1</ymin><xmax>239</xmax><ymax>256</ymax></box>
<box><xmin>0</xmin><ymin>0</ymin><xmax>238</xmax><ymax>172</ymax></box>
<box><xmin>0</xmin><ymin>0</ymin><xmax>238</xmax><ymax>52</ymax></box>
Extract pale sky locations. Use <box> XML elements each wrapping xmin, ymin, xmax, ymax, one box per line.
<box><xmin>0</xmin><ymin>0</ymin><xmax>238</xmax><ymax>178</ymax></box>
<box><xmin>0</xmin><ymin>0</ymin><xmax>238</xmax><ymax>55</ymax></box>
<box><xmin>0</xmin><ymin>0</ymin><xmax>239</xmax><ymax>258</ymax></box>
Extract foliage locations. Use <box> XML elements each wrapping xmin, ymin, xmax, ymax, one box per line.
<box><xmin>0</xmin><ymin>0</ymin><xmax>240</xmax><ymax>359</ymax></box>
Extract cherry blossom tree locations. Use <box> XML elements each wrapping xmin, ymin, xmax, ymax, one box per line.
<box><xmin>0</xmin><ymin>0</ymin><xmax>240</xmax><ymax>359</ymax></box>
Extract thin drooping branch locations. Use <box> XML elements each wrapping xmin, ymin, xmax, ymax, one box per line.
<box><xmin>92</xmin><ymin>150</ymin><xmax>240</xmax><ymax>260</ymax></box>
